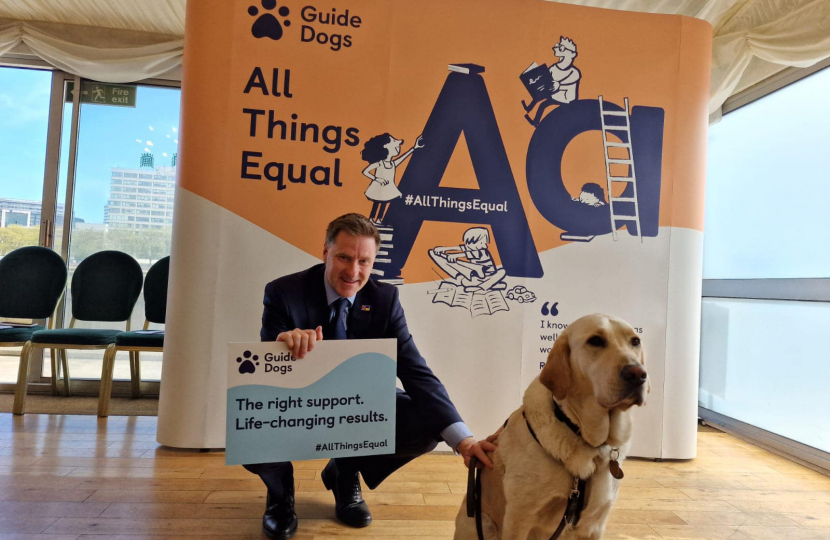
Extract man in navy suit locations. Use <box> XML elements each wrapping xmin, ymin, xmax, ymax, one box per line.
<box><xmin>244</xmin><ymin>213</ymin><xmax>495</xmax><ymax>539</ymax></box>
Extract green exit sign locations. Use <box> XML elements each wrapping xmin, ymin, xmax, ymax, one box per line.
<box><xmin>65</xmin><ymin>81</ymin><xmax>137</xmax><ymax>107</ymax></box>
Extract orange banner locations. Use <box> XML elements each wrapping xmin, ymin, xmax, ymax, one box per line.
<box><xmin>179</xmin><ymin>0</ymin><xmax>711</xmax><ymax>284</ymax></box>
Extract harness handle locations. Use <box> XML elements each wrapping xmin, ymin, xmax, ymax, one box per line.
<box><xmin>466</xmin><ymin>455</ymin><xmax>478</xmax><ymax>517</ymax></box>
<box><xmin>466</xmin><ymin>455</ymin><xmax>485</xmax><ymax>539</ymax></box>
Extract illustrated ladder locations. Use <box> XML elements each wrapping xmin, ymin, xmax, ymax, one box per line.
<box><xmin>599</xmin><ymin>96</ymin><xmax>642</xmax><ymax>242</ymax></box>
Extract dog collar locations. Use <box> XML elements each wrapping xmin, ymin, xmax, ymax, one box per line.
<box><xmin>552</xmin><ymin>399</ymin><xmax>625</xmax><ymax>480</ymax></box>
<box><xmin>552</xmin><ymin>399</ymin><xmax>582</xmax><ymax>437</ymax></box>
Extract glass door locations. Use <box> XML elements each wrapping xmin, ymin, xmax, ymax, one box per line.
<box><xmin>50</xmin><ymin>80</ymin><xmax>181</xmax><ymax>386</ymax></box>
<box><xmin>0</xmin><ymin>66</ymin><xmax>62</xmax><ymax>384</ymax></box>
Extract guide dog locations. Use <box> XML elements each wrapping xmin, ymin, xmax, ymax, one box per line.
<box><xmin>455</xmin><ymin>314</ymin><xmax>649</xmax><ymax>539</ymax></box>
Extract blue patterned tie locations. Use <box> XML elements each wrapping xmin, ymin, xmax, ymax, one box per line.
<box><xmin>331</xmin><ymin>297</ymin><xmax>349</xmax><ymax>340</ymax></box>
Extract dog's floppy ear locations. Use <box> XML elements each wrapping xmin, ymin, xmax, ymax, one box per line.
<box><xmin>638</xmin><ymin>348</ymin><xmax>651</xmax><ymax>395</ymax></box>
<box><xmin>541</xmin><ymin>335</ymin><xmax>571</xmax><ymax>400</ymax></box>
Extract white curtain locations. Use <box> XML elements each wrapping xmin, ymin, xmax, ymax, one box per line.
<box><xmin>3</xmin><ymin>1</ymin><xmax>830</xmax><ymax>109</ymax></box>
<box><xmin>0</xmin><ymin>20</ymin><xmax>182</xmax><ymax>83</ymax></box>
<box><xmin>709</xmin><ymin>0</ymin><xmax>830</xmax><ymax>113</ymax></box>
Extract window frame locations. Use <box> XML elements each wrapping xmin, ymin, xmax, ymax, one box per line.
<box><xmin>0</xmin><ymin>59</ymin><xmax>181</xmax><ymax>399</ymax></box>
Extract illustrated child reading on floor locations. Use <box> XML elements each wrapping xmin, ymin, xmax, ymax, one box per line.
<box><xmin>429</xmin><ymin>227</ymin><xmax>507</xmax><ymax>292</ymax></box>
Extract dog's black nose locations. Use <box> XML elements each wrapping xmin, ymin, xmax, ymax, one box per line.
<box><xmin>621</xmin><ymin>364</ymin><xmax>648</xmax><ymax>387</ymax></box>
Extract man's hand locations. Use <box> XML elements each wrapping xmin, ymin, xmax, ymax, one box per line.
<box><xmin>485</xmin><ymin>425</ymin><xmax>503</xmax><ymax>445</ymax></box>
<box><xmin>277</xmin><ymin>326</ymin><xmax>323</xmax><ymax>358</ymax></box>
<box><xmin>456</xmin><ymin>436</ymin><xmax>497</xmax><ymax>469</ymax></box>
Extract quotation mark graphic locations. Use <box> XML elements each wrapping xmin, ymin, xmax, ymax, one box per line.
<box><xmin>249</xmin><ymin>0</ymin><xmax>291</xmax><ymax>40</ymax></box>
<box><xmin>541</xmin><ymin>302</ymin><xmax>559</xmax><ymax>316</ymax></box>
<box><xmin>237</xmin><ymin>350</ymin><xmax>260</xmax><ymax>374</ymax></box>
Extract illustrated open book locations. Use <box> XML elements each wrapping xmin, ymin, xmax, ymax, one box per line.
<box><xmin>431</xmin><ymin>282</ymin><xmax>509</xmax><ymax>318</ymax></box>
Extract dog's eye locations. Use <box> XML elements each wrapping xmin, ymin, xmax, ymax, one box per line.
<box><xmin>631</xmin><ymin>337</ymin><xmax>641</xmax><ymax>347</ymax></box>
<box><xmin>587</xmin><ymin>336</ymin><xmax>606</xmax><ymax>347</ymax></box>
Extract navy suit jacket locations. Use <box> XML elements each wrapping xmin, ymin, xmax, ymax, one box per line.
<box><xmin>261</xmin><ymin>264</ymin><xmax>463</xmax><ymax>439</ymax></box>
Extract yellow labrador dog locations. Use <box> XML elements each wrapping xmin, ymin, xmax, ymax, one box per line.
<box><xmin>455</xmin><ymin>314</ymin><xmax>649</xmax><ymax>540</ymax></box>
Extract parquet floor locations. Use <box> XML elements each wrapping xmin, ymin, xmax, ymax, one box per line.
<box><xmin>0</xmin><ymin>414</ymin><xmax>828</xmax><ymax>539</ymax></box>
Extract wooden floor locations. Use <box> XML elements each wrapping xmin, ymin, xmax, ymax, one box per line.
<box><xmin>0</xmin><ymin>416</ymin><xmax>829</xmax><ymax>539</ymax></box>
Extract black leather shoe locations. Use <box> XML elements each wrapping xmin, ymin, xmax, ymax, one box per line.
<box><xmin>321</xmin><ymin>459</ymin><xmax>372</xmax><ymax>528</ymax></box>
<box><xmin>262</xmin><ymin>492</ymin><xmax>298</xmax><ymax>539</ymax></box>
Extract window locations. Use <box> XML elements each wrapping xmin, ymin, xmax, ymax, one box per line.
<box><xmin>0</xmin><ymin>70</ymin><xmax>180</xmax><ymax>394</ymax></box>
<box><xmin>700</xmin><ymin>65</ymin><xmax>830</xmax><ymax>459</ymax></box>
<box><xmin>61</xmin><ymin>82</ymin><xmax>180</xmax><ymax>384</ymax></box>
<box><xmin>0</xmin><ymin>67</ymin><xmax>51</xmax><ymax>254</ymax></box>
<box><xmin>0</xmin><ymin>67</ymin><xmax>53</xmax><ymax>384</ymax></box>
<box><xmin>704</xmin><ymin>67</ymin><xmax>830</xmax><ymax>280</ymax></box>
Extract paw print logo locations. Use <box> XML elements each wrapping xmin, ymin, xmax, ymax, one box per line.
<box><xmin>237</xmin><ymin>350</ymin><xmax>260</xmax><ymax>374</ymax></box>
<box><xmin>248</xmin><ymin>0</ymin><xmax>291</xmax><ymax>41</ymax></box>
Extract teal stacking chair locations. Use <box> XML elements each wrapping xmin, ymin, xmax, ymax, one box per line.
<box><xmin>14</xmin><ymin>250</ymin><xmax>143</xmax><ymax>415</ymax></box>
<box><xmin>98</xmin><ymin>256</ymin><xmax>169</xmax><ymax>417</ymax></box>
<box><xmin>1</xmin><ymin>247</ymin><xmax>68</xmax><ymax>412</ymax></box>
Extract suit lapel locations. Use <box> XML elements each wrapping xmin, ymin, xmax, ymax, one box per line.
<box><xmin>348</xmin><ymin>286</ymin><xmax>374</xmax><ymax>339</ymax></box>
<box><xmin>304</xmin><ymin>265</ymin><xmax>330</xmax><ymax>332</ymax></box>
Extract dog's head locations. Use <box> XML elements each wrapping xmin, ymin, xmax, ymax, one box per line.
<box><xmin>540</xmin><ymin>313</ymin><xmax>649</xmax><ymax>411</ymax></box>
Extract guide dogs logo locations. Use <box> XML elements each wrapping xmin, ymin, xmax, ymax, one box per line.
<box><xmin>247</xmin><ymin>0</ymin><xmax>363</xmax><ymax>52</ymax></box>
<box><xmin>249</xmin><ymin>0</ymin><xmax>291</xmax><ymax>40</ymax></box>
<box><xmin>236</xmin><ymin>350</ymin><xmax>260</xmax><ymax>374</ymax></box>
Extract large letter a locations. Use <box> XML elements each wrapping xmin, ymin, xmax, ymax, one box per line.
<box><xmin>382</xmin><ymin>68</ymin><xmax>542</xmax><ymax>281</ymax></box>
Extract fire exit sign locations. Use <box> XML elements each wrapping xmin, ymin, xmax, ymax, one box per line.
<box><xmin>65</xmin><ymin>81</ymin><xmax>137</xmax><ymax>107</ymax></box>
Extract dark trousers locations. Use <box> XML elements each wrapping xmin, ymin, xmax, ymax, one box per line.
<box><xmin>243</xmin><ymin>390</ymin><xmax>439</xmax><ymax>499</ymax></box>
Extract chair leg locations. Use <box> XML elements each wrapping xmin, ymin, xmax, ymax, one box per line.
<box><xmin>50</xmin><ymin>349</ymin><xmax>60</xmax><ymax>395</ymax></box>
<box><xmin>98</xmin><ymin>345</ymin><xmax>117</xmax><ymax>417</ymax></box>
<box><xmin>60</xmin><ymin>349</ymin><xmax>71</xmax><ymax>397</ymax></box>
<box><xmin>128</xmin><ymin>351</ymin><xmax>137</xmax><ymax>399</ymax></box>
<box><xmin>12</xmin><ymin>342</ymin><xmax>34</xmax><ymax>415</ymax></box>
<box><xmin>132</xmin><ymin>351</ymin><xmax>142</xmax><ymax>399</ymax></box>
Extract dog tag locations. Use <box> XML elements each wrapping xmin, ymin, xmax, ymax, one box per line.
<box><xmin>609</xmin><ymin>459</ymin><xmax>624</xmax><ymax>480</ymax></box>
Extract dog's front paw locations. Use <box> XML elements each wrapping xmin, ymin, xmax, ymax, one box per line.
<box><xmin>565</xmin><ymin>447</ymin><xmax>597</xmax><ymax>479</ymax></box>
<box><xmin>575</xmin><ymin>460</ymin><xmax>597</xmax><ymax>479</ymax></box>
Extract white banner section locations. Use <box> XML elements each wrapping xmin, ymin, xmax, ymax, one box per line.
<box><xmin>226</xmin><ymin>339</ymin><xmax>397</xmax><ymax>465</ymax></box>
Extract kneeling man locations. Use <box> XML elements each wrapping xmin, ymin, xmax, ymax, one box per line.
<box><xmin>244</xmin><ymin>213</ymin><xmax>494</xmax><ymax>538</ymax></box>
